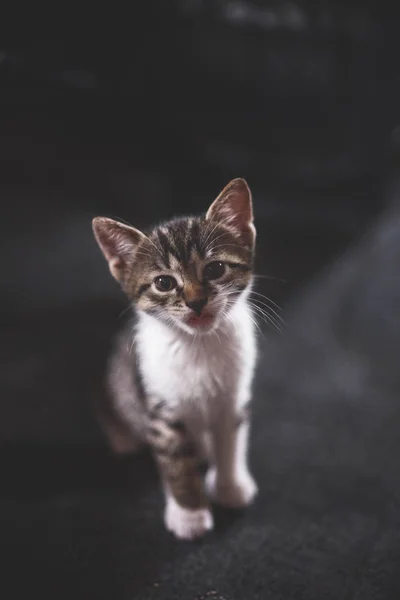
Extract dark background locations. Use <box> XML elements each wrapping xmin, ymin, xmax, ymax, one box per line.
<box><xmin>1</xmin><ymin>2</ymin><xmax>400</xmax><ymax>599</ymax></box>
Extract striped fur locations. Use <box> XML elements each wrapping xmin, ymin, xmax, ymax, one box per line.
<box><xmin>92</xmin><ymin>178</ymin><xmax>258</xmax><ymax>540</ymax></box>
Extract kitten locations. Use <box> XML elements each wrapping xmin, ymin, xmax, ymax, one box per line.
<box><xmin>92</xmin><ymin>178</ymin><xmax>258</xmax><ymax>540</ymax></box>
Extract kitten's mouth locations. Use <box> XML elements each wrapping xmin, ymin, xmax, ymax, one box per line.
<box><xmin>186</xmin><ymin>313</ymin><xmax>215</xmax><ymax>329</ymax></box>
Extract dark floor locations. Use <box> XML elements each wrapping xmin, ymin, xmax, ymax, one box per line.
<box><xmin>2</xmin><ymin>74</ymin><xmax>400</xmax><ymax>598</ymax></box>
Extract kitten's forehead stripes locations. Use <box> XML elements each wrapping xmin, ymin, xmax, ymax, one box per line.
<box><xmin>153</xmin><ymin>228</ymin><xmax>172</xmax><ymax>268</ymax></box>
<box><xmin>128</xmin><ymin>213</ymin><xmax>254</xmax><ymax>308</ymax></box>
<box><xmin>151</xmin><ymin>217</ymin><xmax>208</xmax><ymax>268</ymax></box>
<box><xmin>149</xmin><ymin>216</ymin><xmax>251</xmax><ymax>270</ymax></box>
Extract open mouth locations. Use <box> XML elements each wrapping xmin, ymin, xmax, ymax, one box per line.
<box><xmin>186</xmin><ymin>313</ymin><xmax>215</xmax><ymax>328</ymax></box>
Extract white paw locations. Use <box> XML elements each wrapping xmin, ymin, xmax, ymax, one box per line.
<box><xmin>205</xmin><ymin>467</ymin><xmax>258</xmax><ymax>508</ymax></box>
<box><xmin>164</xmin><ymin>496</ymin><xmax>214</xmax><ymax>540</ymax></box>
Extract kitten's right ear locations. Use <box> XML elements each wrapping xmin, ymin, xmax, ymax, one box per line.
<box><xmin>206</xmin><ymin>178</ymin><xmax>255</xmax><ymax>248</ymax></box>
<box><xmin>92</xmin><ymin>217</ymin><xmax>146</xmax><ymax>283</ymax></box>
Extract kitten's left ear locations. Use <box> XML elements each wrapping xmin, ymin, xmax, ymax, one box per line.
<box><xmin>206</xmin><ymin>178</ymin><xmax>255</xmax><ymax>247</ymax></box>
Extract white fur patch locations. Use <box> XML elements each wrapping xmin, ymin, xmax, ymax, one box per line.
<box><xmin>205</xmin><ymin>466</ymin><xmax>258</xmax><ymax>508</ymax></box>
<box><xmin>164</xmin><ymin>495</ymin><xmax>214</xmax><ymax>540</ymax></box>
<box><xmin>118</xmin><ymin>291</ymin><xmax>258</xmax><ymax>539</ymax></box>
<box><xmin>136</xmin><ymin>294</ymin><xmax>256</xmax><ymax>418</ymax></box>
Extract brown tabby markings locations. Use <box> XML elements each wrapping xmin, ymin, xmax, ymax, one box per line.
<box><xmin>125</xmin><ymin>216</ymin><xmax>252</xmax><ymax>311</ymax></box>
<box><xmin>136</xmin><ymin>217</ymin><xmax>251</xmax><ymax>510</ymax></box>
<box><xmin>147</xmin><ymin>404</ymin><xmax>208</xmax><ymax>510</ymax></box>
<box><xmin>92</xmin><ymin>178</ymin><xmax>255</xmax><ymax>519</ymax></box>
<box><xmin>126</xmin><ymin>215</ymin><xmax>253</xmax><ymax>512</ymax></box>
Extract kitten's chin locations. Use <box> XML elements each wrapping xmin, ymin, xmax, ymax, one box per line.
<box><xmin>186</xmin><ymin>313</ymin><xmax>215</xmax><ymax>329</ymax></box>
<box><xmin>175</xmin><ymin>313</ymin><xmax>219</xmax><ymax>336</ymax></box>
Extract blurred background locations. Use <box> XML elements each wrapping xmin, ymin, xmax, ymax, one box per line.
<box><xmin>1</xmin><ymin>2</ymin><xmax>400</xmax><ymax>599</ymax></box>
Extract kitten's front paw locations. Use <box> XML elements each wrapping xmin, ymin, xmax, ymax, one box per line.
<box><xmin>205</xmin><ymin>467</ymin><xmax>258</xmax><ymax>508</ymax></box>
<box><xmin>164</xmin><ymin>496</ymin><xmax>213</xmax><ymax>540</ymax></box>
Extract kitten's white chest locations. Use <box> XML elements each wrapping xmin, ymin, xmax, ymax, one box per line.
<box><xmin>136</xmin><ymin>303</ymin><xmax>256</xmax><ymax>409</ymax></box>
<box><xmin>164</xmin><ymin>333</ymin><xmax>236</xmax><ymax>400</ymax></box>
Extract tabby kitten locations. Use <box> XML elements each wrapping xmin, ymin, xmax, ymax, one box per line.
<box><xmin>92</xmin><ymin>178</ymin><xmax>258</xmax><ymax>540</ymax></box>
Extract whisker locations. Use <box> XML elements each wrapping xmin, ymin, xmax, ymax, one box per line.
<box><xmin>128</xmin><ymin>323</ymin><xmax>136</xmax><ymax>355</ymax></box>
<box><xmin>246</xmin><ymin>309</ymin><xmax>265</xmax><ymax>339</ymax></box>
<box><xmin>248</xmin><ymin>298</ymin><xmax>282</xmax><ymax>329</ymax></box>
<box><xmin>248</xmin><ymin>297</ymin><xmax>286</xmax><ymax>328</ymax></box>
<box><xmin>249</xmin><ymin>290</ymin><xmax>283</xmax><ymax>312</ymax></box>
<box><xmin>201</xmin><ymin>219</ymin><xmax>224</xmax><ymax>249</ymax></box>
<box><xmin>206</xmin><ymin>242</ymin><xmax>249</xmax><ymax>255</ymax></box>
<box><xmin>220</xmin><ymin>301</ymin><xmax>265</xmax><ymax>340</ymax></box>
<box><xmin>203</xmin><ymin>228</ymin><xmax>234</xmax><ymax>250</ymax></box>
<box><xmin>118</xmin><ymin>304</ymin><xmax>133</xmax><ymax>319</ymax></box>
<box><xmin>250</xmin><ymin>309</ymin><xmax>280</xmax><ymax>335</ymax></box>
<box><xmin>108</xmin><ymin>215</ymin><xmax>136</xmax><ymax>228</ymax></box>
<box><xmin>249</xmin><ymin>302</ymin><xmax>283</xmax><ymax>334</ymax></box>
<box><xmin>249</xmin><ymin>300</ymin><xmax>282</xmax><ymax>325</ymax></box>
<box><xmin>213</xmin><ymin>327</ymin><xmax>221</xmax><ymax>345</ymax></box>
<box><xmin>201</xmin><ymin>212</ymin><xmax>239</xmax><ymax>248</ymax></box>
<box><xmin>223</xmin><ymin>307</ymin><xmax>245</xmax><ymax>340</ymax></box>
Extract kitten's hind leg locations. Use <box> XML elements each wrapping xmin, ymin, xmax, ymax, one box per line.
<box><xmin>94</xmin><ymin>330</ymin><xmax>147</xmax><ymax>456</ymax></box>
<box><xmin>95</xmin><ymin>395</ymin><xmax>144</xmax><ymax>455</ymax></box>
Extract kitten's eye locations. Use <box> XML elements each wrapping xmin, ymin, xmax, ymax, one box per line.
<box><xmin>203</xmin><ymin>261</ymin><xmax>226</xmax><ymax>281</ymax></box>
<box><xmin>154</xmin><ymin>275</ymin><xmax>177</xmax><ymax>292</ymax></box>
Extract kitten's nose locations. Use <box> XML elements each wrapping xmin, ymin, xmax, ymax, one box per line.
<box><xmin>186</xmin><ymin>298</ymin><xmax>208</xmax><ymax>316</ymax></box>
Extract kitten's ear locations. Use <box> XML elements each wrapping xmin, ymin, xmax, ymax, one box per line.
<box><xmin>92</xmin><ymin>217</ymin><xmax>146</xmax><ymax>283</ymax></box>
<box><xmin>206</xmin><ymin>178</ymin><xmax>255</xmax><ymax>247</ymax></box>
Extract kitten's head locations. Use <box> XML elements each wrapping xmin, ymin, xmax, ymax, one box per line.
<box><xmin>93</xmin><ymin>178</ymin><xmax>255</xmax><ymax>334</ymax></box>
